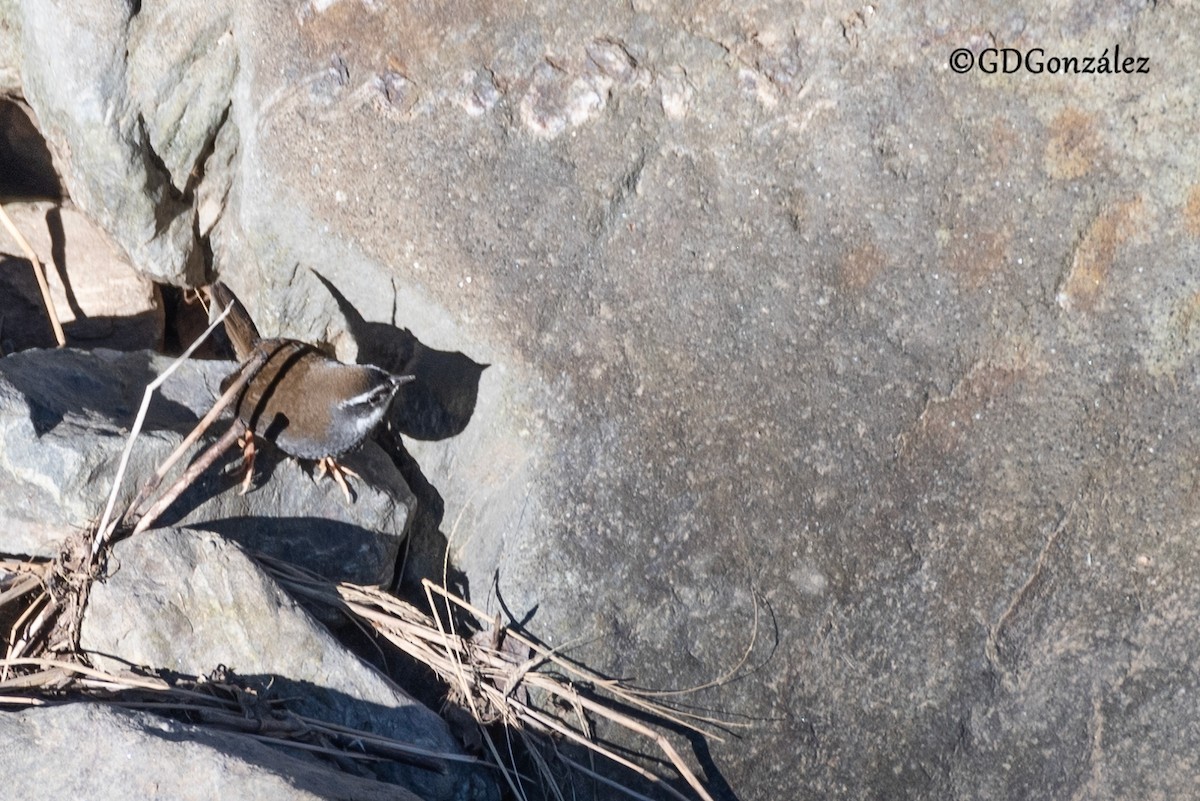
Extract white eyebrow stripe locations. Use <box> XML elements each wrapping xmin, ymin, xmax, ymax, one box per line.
<box><xmin>339</xmin><ymin>384</ymin><xmax>394</xmax><ymax>409</ymax></box>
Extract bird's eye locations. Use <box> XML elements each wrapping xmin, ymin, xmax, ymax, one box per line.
<box><xmin>340</xmin><ymin>384</ymin><xmax>393</xmax><ymax>409</ymax></box>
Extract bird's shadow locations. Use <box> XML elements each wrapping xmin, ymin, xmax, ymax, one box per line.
<box><xmin>310</xmin><ymin>271</ymin><xmax>484</xmax><ymax>597</ymax></box>
<box><xmin>312</xmin><ymin>270</ymin><xmax>487</xmax><ymax>441</ymax></box>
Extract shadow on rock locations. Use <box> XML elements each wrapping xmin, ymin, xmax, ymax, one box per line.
<box><xmin>311</xmin><ymin>271</ymin><xmax>483</xmax><ymax>600</ymax></box>
<box><xmin>0</xmin><ymin>346</ymin><xmax>195</xmax><ymax>435</ymax></box>
<box><xmin>0</xmin><ymin>98</ymin><xmax>62</xmax><ymax>201</ymax></box>
<box><xmin>75</xmin><ymin>667</ymin><xmax>496</xmax><ymax>800</ymax></box>
<box><xmin>376</xmin><ymin>425</ymin><xmax>473</xmax><ymax>601</ymax></box>
<box><xmin>312</xmin><ymin>270</ymin><xmax>487</xmax><ymax>440</ymax></box>
<box><xmin>0</xmin><ymin>258</ymin><xmax>163</xmax><ymax>354</ymax></box>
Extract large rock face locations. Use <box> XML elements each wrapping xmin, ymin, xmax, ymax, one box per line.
<box><xmin>13</xmin><ymin>0</ymin><xmax>203</xmax><ymax>283</ymax></box>
<box><xmin>7</xmin><ymin>0</ymin><xmax>1200</xmax><ymax>798</ymax></box>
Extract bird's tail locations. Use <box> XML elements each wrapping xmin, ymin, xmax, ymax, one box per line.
<box><xmin>209</xmin><ymin>281</ymin><xmax>261</xmax><ymax>361</ymax></box>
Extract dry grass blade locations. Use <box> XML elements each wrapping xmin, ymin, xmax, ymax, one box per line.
<box><xmin>425</xmin><ymin>581</ymin><xmax>744</xmax><ymax>738</ymax></box>
<box><xmin>0</xmin><ymin>570</ymin><xmax>44</xmax><ymax>612</ymax></box>
<box><xmin>4</xmin><ymin>592</ymin><xmax>52</xmax><ymax>665</ymax></box>
<box><xmin>0</xmin><ymin>203</ymin><xmax>65</xmax><ymax>347</ymax></box>
<box><xmin>0</xmin><ymin>562</ymin><xmax>51</xmax><ymax>683</ymax></box>
<box><xmin>0</xmin><ymin>656</ymin><xmax>487</xmax><ymax>773</ymax></box>
<box><xmin>129</xmin><ymin>423</ymin><xmax>243</xmax><ymax>537</ymax></box>
<box><xmin>256</xmin><ymin>555</ymin><xmax>730</xmax><ymax>801</ymax></box>
<box><xmin>558</xmin><ymin>752</ymin><xmax>668</xmax><ymax>801</ymax></box>
<box><xmin>0</xmin><ymin>657</ymin><xmax>170</xmax><ymax>691</ymax></box>
<box><xmin>93</xmin><ymin>300</ymin><xmax>236</xmax><ymax>554</ymax></box>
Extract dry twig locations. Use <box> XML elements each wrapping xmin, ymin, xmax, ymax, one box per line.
<box><xmin>0</xmin><ymin>203</ymin><xmax>65</xmax><ymax>347</ymax></box>
<box><xmin>258</xmin><ymin>556</ymin><xmax>737</xmax><ymax>801</ymax></box>
<box><xmin>0</xmin><ymin>656</ymin><xmax>485</xmax><ymax>772</ymax></box>
<box><xmin>93</xmin><ymin>300</ymin><xmax>237</xmax><ymax>554</ymax></box>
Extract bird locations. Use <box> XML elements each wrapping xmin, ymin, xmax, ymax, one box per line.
<box><xmin>208</xmin><ymin>281</ymin><xmax>413</xmax><ymax>501</ymax></box>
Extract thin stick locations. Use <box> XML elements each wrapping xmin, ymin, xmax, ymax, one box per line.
<box><xmin>93</xmin><ymin>301</ymin><xmax>235</xmax><ymax>555</ymax></box>
<box><xmin>290</xmin><ymin>713</ymin><xmax>489</xmax><ymax>766</ymax></box>
<box><xmin>122</xmin><ymin>346</ymin><xmax>267</xmax><ymax>526</ymax></box>
<box><xmin>509</xmin><ymin>697</ymin><xmax>701</xmax><ymax>801</ymax></box>
<box><xmin>240</xmin><ymin>733</ymin><xmax>388</xmax><ymax>762</ymax></box>
<box><xmin>0</xmin><ymin>203</ymin><xmax>65</xmax><ymax>347</ymax></box>
<box><xmin>618</xmin><ymin>588</ymin><xmax>761</xmax><ymax>699</ymax></box>
<box><xmin>558</xmin><ymin>752</ymin><xmax>664</xmax><ymax>801</ymax></box>
<box><xmin>4</xmin><ymin>592</ymin><xmax>49</xmax><ymax>661</ymax></box>
<box><xmin>522</xmin><ymin>678</ymin><xmax>713</xmax><ymax>801</ymax></box>
<box><xmin>0</xmin><ymin>657</ymin><xmax>172</xmax><ymax>691</ymax></box>
<box><xmin>424</xmin><ymin>581</ymin><xmax>732</xmax><ymax>736</ymax></box>
<box><xmin>6</xmin><ymin>600</ymin><xmax>58</xmax><ymax>663</ymax></box>
<box><xmin>131</xmin><ymin>423</ymin><xmax>243</xmax><ymax>536</ymax></box>
<box><xmin>0</xmin><ymin>573</ymin><xmax>42</xmax><ymax>611</ymax></box>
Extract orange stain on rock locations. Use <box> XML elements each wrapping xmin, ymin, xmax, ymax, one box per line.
<box><xmin>1044</xmin><ymin>108</ymin><xmax>1103</xmax><ymax>180</ymax></box>
<box><xmin>839</xmin><ymin>242</ymin><xmax>888</xmax><ymax>292</ymax></box>
<box><xmin>1183</xmin><ymin>185</ymin><xmax>1200</xmax><ymax>236</ymax></box>
<box><xmin>943</xmin><ymin>225</ymin><xmax>1012</xmax><ymax>289</ymax></box>
<box><xmin>1057</xmin><ymin>198</ymin><xmax>1144</xmax><ymax>312</ymax></box>
<box><xmin>896</xmin><ymin>344</ymin><xmax>1040</xmax><ymax>459</ymax></box>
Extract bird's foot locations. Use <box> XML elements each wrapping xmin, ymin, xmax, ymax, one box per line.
<box><xmin>237</xmin><ymin>431</ymin><xmax>257</xmax><ymax>495</ymax></box>
<box><xmin>315</xmin><ymin>456</ymin><xmax>359</xmax><ymax>503</ymax></box>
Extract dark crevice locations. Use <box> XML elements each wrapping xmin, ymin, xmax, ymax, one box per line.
<box><xmin>136</xmin><ymin>113</ymin><xmax>186</xmax><ymax>210</ymax></box>
<box><xmin>0</xmin><ymin>98</ymin><xmax>64</xmax><ymax>201</ymax></box>
<box><xmin>160</xmin><ymin>284</ymin><xmax>233</xmax><ymax>358</ymax></box>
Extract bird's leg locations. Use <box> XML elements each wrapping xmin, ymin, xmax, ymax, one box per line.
<box><xmin>315</xmin><ymin>457</ymin><xmax>360</xmax><ymax>503</ymax></box>
<box><xmin>237</xmin><ymin>429</ymin><xmax>257</xmax><ymax>495</ymax></box>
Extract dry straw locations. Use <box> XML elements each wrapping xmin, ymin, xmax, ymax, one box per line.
<box><xmin>0</xmin><ymin>204</ymin><xmax>65</xmax><ymax>347</ymax></box>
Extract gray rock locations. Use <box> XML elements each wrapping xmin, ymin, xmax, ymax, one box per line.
<box><xmin>0</xmin><ymin>201</ymin><xmax>164</xmax><ymax>352</ymax></box>
<box><xmin>126</xmin><ymin>0</ymin><xmax>237</xmax><ymax>195</ymax></box>
<box><xmin>0</xmin><ymin>0</ymin><xmax>18</xmax><ymax>94</ymax></box>
<box><xmin>11</xmin><ymin>0</ymin><xmax>201</xmax><ymax>283</ymax></box>
<box><xmin>81</xmin><ymin>527</ymin><xmax>490</xmax><ymax>801</ymax></box>
<box><xmin>2</xmin><ymin>702</ymin><xmax>423</xmax><ymax>801</ymax></box>
<box><xmin>0</xmin><ymin>348</ymin><xmax>411</xmax><ymax>585</ymax></box>
<box><xmin>8</xmin><ymin>1</ymin><xmax>1200</xmax><ymax>799</ymax></box>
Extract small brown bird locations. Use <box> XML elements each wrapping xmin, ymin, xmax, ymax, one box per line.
<box><xmin>209</xmin><ymin>282</ymin><xmax>412</xmax><ymax>500</ymax></box>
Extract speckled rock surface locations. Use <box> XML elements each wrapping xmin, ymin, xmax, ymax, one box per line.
<box><xmin>7</xmin><ymin>1</ymin><xmax>1200</xmax><ymax>798</ymax></box>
